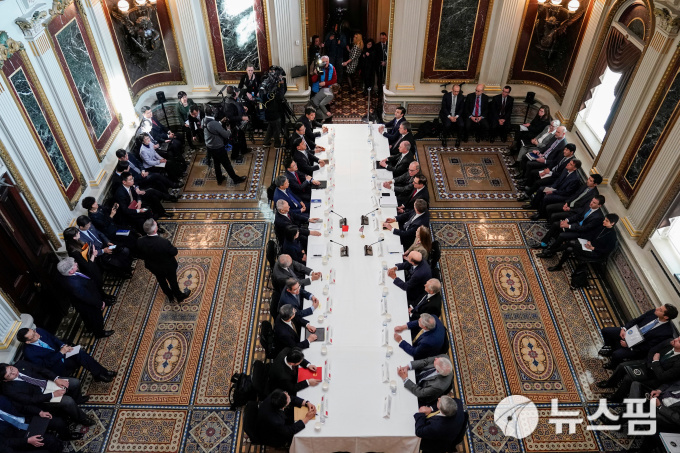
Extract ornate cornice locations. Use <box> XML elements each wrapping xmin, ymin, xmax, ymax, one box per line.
<box><xmin>15</xmin><ymin>10</ymin><xmax>48</xmax><ymax>37</ymax></box>
<box><xmin>654</xmin><ymin>7</ymin><xmax>680</xmax><ymax>35</ymax></box>
<box><xmin>0</xmin><ymin>31</ymin><xmax>24</xmax><ymax>70</ymax></box>
<box><xmin>49</xmin><ymin>0</ymin><xmax>74</xmax><ymax>16</ymax></box>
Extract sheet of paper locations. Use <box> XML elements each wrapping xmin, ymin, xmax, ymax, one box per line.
<box><xmin>519</xmin><ymin>125</ymin><xmax>529</xmax><ymax>132</ymax></box>
<box><xmin>308</xmin><ymin>244</ymin><xmax>326</xmax><ymax>257</ymax></box>
<box><xmin>578</xmin><ymin>238</ymin><xmax>593</xmax><ymax>252</ymax></box>
<box><xmin>65</xmin><ymin>345</ymin><xmax>81</xmax><ymax>358</ymax></box>
<box><xmin>308</xmin><ymin>222</ymin><xmax>323</xmax><ymax>231</ymax></box>
<box><xmin>625</xmin><ymin>325</ymin><xmax>644</xmax><ymax>347</ymax></box>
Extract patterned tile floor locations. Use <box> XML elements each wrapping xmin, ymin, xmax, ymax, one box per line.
<box><xmin>61</xmin><ymin>128</ymin><xmax>642</xmax><ymax>452</ymax></box>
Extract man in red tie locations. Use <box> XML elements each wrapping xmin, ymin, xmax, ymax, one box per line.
<box><xmin>397</xmin><ymin>175</ymin><xmax>430</xmax><ymax>214</ymax></box>
<box><xmin>284</xmin><ymin>159</ymin><xmax>320</xmax><ymax>205</ymax></box>
<box><xmin>464</xmin><ymin>84</ymin><xmax>490</xmax><ymax>143</ymax></box>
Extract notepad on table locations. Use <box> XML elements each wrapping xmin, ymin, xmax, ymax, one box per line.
<box><xmin>298</xmin><ymin>367</ymin><xmax>323</xmax><ymax>382</ymax></box>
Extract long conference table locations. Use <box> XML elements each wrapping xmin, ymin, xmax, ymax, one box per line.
<box><xmin>289</xmin><ymin>124</ymin><xmax>421</xmax><ymax>453</ymax></box>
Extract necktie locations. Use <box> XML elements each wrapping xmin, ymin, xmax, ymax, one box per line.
<box><xmin>0</xmin><ymin>410</ymin><xmax>28</xmax><ymax>431</ymax></box>
<box><xmin>37</xmin><ymin>340</ymin><xmax>54</xmax><ymax>351</ymax></box>
<box><xmin>413</xmin><ymin>329</ymin><xmax>425</xmax><ymax>343</ymax></box>
<box><xmin>543</xmin><ymin>138</ymin><xmax>560</xmax><ymax>158</ymax></box>
<box><xmin>579</xmin><ymin>210</ymin><xmax>592</xmax><ymax>226</ymax></box>
<box><xmin>75</xmin><ymin>272</ymin><xmax>90</xmax><ymax>279</ymax></box>
<box><xmin>426</xmin><ymin>410</ymin><xmax>440</xmax><ymax>419</ymax></box>
<box><xmin>474</xmin><ymin>96</ymin><xmax>480</xmax><ymax>116</ymax></box>
<box><xmin>662</xmin><ymin>350</ymin><xmax>675</xmax><ymax>362</ymax></box>
<box><xmin>417</xmin><ymin>368</ymin><xmax>437</xmax><ymax>381</ymax></box>
<box><xmin>500</xmin><ymin>97</ymin><xmax>506</xmax><ymax>115</ymax></box>
<box><xmin>411</xmin><ymin>189</ymin><xmax>417</xmax><ymax>199</ymax></box>
<box><xmin>152</xmin><ymin>119</ymin><xmax>158</xmax><ymax>126</ymax></box>
<box><xmin>295</xmin><ymin>172</ymin><xmax>301</xmax><ymax>184</ymax></box>
<box><xmin>451</xmin><ymin>95</ymin><xmax>456</xmax><ymax>116</ymax></box>
<box><xmin>84</xmin><ymin>230</ymin><xmax>101</xmax><ymax>247</ymax></box>
<box><xmin>640</xmin><ymin>319</ymin><xmax>659</xmax><ymax>335</ymax></box>
<box><xmin>415</xmin><ymin>295</ymin><xmax>428</xmax><ymax>309</ymax></box>
<box><xmin>18</xmin><ymin>373</ymin><xmax>47</xmax><ymax>391</ymax></box>
<box><xmin>570</xmin><ymin>188</ymin><xmax>590</xmax><ymax>207</ymax></box>
<box><xmin>404</xmin><ymin>213</ymin><xmax>417</xmax><ymax>229</ymax></box>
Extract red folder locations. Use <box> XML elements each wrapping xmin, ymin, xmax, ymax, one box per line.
<box><xmin>128</xmin><ymin>201</ymin><xmax>140</xmax><ymax>210</ymax></box>
<box><xmin>298</xmin><ymin>367</ymin><xmax>322</xmax><ymax>383</ymax></box>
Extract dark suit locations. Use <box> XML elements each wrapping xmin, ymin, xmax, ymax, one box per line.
<box><xmin>273</xmin><ymin>314</ymin><xmax>310</xmax><ymax>355</ymax></box>
<box><xmin>414</xmin><ymin>398</ymin><xmax>466</xmax><ymax>453</ymax></box>
<box><xmin>86</xmin><ymin>207</ymin><xmax>139</xmax><ymax>254</ymax></box>
<box><xmin>545</xmin><ymin>185</ymin><xmax>600</xmax><ymax>222</ymax></box>
<box><xmin>293</xmin><ymin>149</ymin><xmax>320</xmax><ymax>176</ymax></box>
<box><xmin>0</xmin><ymin>396</ymin><xmax>64</xmax><ymax>453</ymax></box>
<box><xmin>393</xmin><ymin>171</ymin><xmax>417</xmax><ymax>199</ymax></box>
<box><xmin>410</xmin><ymin>293</ymin><xmax>443</xmax><ymax>321</ymax></box>
<box><xmin>148</xmin><ymin>116</ymin><xmax>184</xmax><ymax>157</ymax></box>
<box><xmin>298</xmin><ymin>115</ymin><xmax>323</xmax><ymax>148</ymax></box>
<box><xmin>542</xmin><ymin>206</ymin><xmax>604</xmax><ymax>251</ymax></box>
<box><xmin>601</xmin><ymin>309</ymin><xmax>674</xmax><ymax>366</ymax></box>
<box><xmin>394</xmin><ymin>260</ymin><xmax>432</xmax><ymax>305</ymax></box>
<box><xmin>79</xmin><ymin>225</ymin><xmax>132</xmax><ymax>273</ymax></box>
<box><xmin>257</xmin><ymin>392</ymin><xmax>306</xmax><ymax>448</ymax></box>
<box><xmin>464</xmin><ymin>93</ymin><xmax>490</xmax><ymax>141</ymax></box>
<box><xmin>393</xmin><ymin>211</ymin><xmax>430</xmax><ymax>249</ymax></box>
<box><xmin>554</xmin><ymin>225</ymin><xmax>617</xmax><ymax>268</ymax></box>
<box><xmin>383</xmin><ymin>116</ymin><xmax>406</xmax><ymax>144</ymax></box>
<box><xmin>113</xmin><ymin>184</ymin><xmax>153</xmax><ymax>231</ymax></box>
<box><xmin>1</xmin><ymin>361</ymin><xmax>89</xmax><ymax>424</ymax></box>
<box><xmin>273</xmin><ymin>189</ymin><xmax>305</xmax><ymax>216</ymax></box>
<box><xmin>404</xmin><ymin>355</ymin><xmax>453</xmax><ymax>405</ymax></box>
<box><xmin>439</xmin><ymin>92</ymin><xmax>465</xmax><ymax>142</ymax></box>
<box><xmin>59</xmin><ymin>274</ymin><xmax>105</xmax><ymax>336</ymax></box>
<box><xmin>271</xmin><ymin>261</ymin><xmax>313</xmax><ymax>293</ymax></box>
<box><xmin>489</xmin><ymin>94</ymin><xmax>514</xmax><ymax>141</ymax></box>
<box><xmin>399</xmin><ymin>187</ymin><xmax>430</xmax><ymax>213</ymax></box>
<box><xmin>281</xmin><ymin>238</ymin><xmax>305</xmax><ymax>264</ymax></box>
<box><xmin>279</xmin><ymin>287</ymin><xmax>315</xmax><ymax>318</ymax></box>
<box><xmin>399</xmin><ymin>316</ymin><xmax>446</xmax><ymax>360</ymax></box>
<box><xmin>285</xmin><ymin>170</ymin><xmax>312</xmax><ymax>205</ymax></box>
<box><xmin>524</xmin><ymin>154</ymin><xmax>574</xmax><ymax>195</ymax></box>
<box><xmin>137</xmin><ymin>235</ymin><xmax>184</xmax><ymax>300</ymax></box>
<box><xmin>22</xmin><ymin>328</ymin><xmax>107</xmax><ymax>379</ymax></box>
<box><xmin>385</xmin><ymin>151</ymin><xmax>415</xmax><ymax>178</ymax></box>
<box><xmin>520</xmin><ymin>136</ymin><xmax>567</xmax><ymax>177</ymax></box>
<box><xmin>528</xmin><ymin>167</ymin><xmax>580</xmax><ymax>213</ymax></box>
<box><xmin>267</xmin><ymin>347</ymin><xmax>311</xmax><ymax>395</ymax></box>
<box><xmin>389</xmin><ymin>132</ymin><xmax>416</xmax><ymax>156</ymax></box>
<box><xmin>274</xmin><ymin>211</ymin><xmax>310</xmax><ymax>246</ymax></box>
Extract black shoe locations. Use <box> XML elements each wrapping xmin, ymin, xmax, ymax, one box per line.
<box><xmin>232</xmin><ymin>175</ymin><xmax>247</xmax><ymax>184</ymax></box>
<box><xmin>93</xmin><ymin>374</ymin><xmax>113</xmax><ymax>383</ymax></box>
<box><xmin>598</xmin><ymin>347</ymin><xmax>613</xmax><ymax>357</ymax></box>
<box><xmin>105</xmin><ymin>370</ymin><xmax>118</xmax><ymax>378</ymax></box>
<box><xmin>490</xmin><ymin>138</ymin><xmax>495</xmax><ymax>143</ymax></box>
<box><xmin>547</xmin><ymin>265</ymin><xmax>563</xmax><ymax>272</ymax></box>
<box><xmin>75</xmin><ymin>395</ymin><xmax>90</xmax><ymax>404</ymax></box>
<box><xmin>104</xmin><ymin>298</ymin><xmax>118</xmax><ymax>307</ymax></box>
<box><xmin>168</xmin><ymin>196</ymin><xmax>179</xmax><ymax>203</ymax></box>
<box><xmin>96</xmin><ymin>330</ymin><xmax>115</xmax><ymax>339</ymax></box>
<box><xmin>529</xmin><ymin>214</ymin><xmax>541</xmax><ymax>221</ymax></box>
<box><xmin>215</xmin><ymin>177</ymin><xmax>225</xmax><ymax>185</ymax></box>
<box><xmin>531</xmin><ymin>243</ymin><xmax>545</xmax><ymax>249</ymax></box>
<box><xmin>521</xmin><ymin>203</ymin><xmax>534</xmax><ymax>210</ymax></box>
<box><xmin>510</xmin><ymin>162</ymin><xmax>520</xmax><ymax>168</ymax></box>
<box><xmin>176</xmin><ymin>289</ymin><xmax>192</xmax><ymax>302</ymax></box>
<box><xmin>596</xmin><ymin>380</ymin><xmax>614</xmax><ymax>389</ymax></box>
<box><xmin>536</xmin><ymin>251</ymin><xmax>555</xmax><ymax>258</ymax></box>
<box><xmin>243</xmin><ymin>148</ymin><xmax>253</xmax><ymax>154</ymax></box>
<box><xmin>603</xmin><ymin>361</ymin><xmax>617</xmax><ymax>370</ymax></box>
<box><xmin>80</xmin><ymin>416</ymin><xmax>96</xmax><ymax>427</ymax></box>
<box><xmin>454</xmin><ymin>140</ymin><xmax>461</xmax><ymax>147</ymax></box>
<box><xmin>64</xmin><ymin>432</ymin><xmax>85</xmax><ymax>441</ymax></box>
<box><xmin>475</xmin><ymin>137</ymin><xmax>481</xmax><ymax>143</ymax></box>
<box><xmin>517</xmin><ymin>194</ymin><xmax>530</xmax><ymax>202</ymax></box>
<box><xmin>171</xmin><ymin>182</ymin><xmax>183</xmax><ymax>189</ymax></box>
<box><xmin>262</xmin><ymin>141</ymin><xmax>272</xmax><ymax>146</ymax></box>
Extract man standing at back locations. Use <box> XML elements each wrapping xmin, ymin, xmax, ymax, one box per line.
<box><xmin>137</xmin><ymin>219</ymin><xmax>191</xmax><ymax>303</ymax></box>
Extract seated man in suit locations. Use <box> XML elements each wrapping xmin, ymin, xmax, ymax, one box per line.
<box><xmin>284</xmin><ymin>159</ymin><xmax>320</xmax><ymax>205</ymax></box>
<box><xmin>273</xmin><ymin>175</ymin><xmax>307</xmax><ymax>218</ymax></box>
<box><xmin>534</xmin><ymin>196</ymin><xmax>605</xmax><ymax>256</ymax></box>
<box><xmin>17</xmin><ymin>327</ymin><xmax>116</xmax><ymax>383</ymax></box>
<box><xmin>113</xmin><ymin>172</ymin><xmax>155</xmax><ymax>231</ymax></box>
<box><xmin>394</xmin><ymin>314</ymin><xmax>446</xmax><ymax>360</ymax></box>
<box><xmin>141</xmin><ymin>106</ymin><xmax>184</xmax><ymax>157</ymax></box>
<box><xmin>114</xmin><ymin>161</ymin><xmax>178</xmax><ymax>212</ymax></box>
<box><xmin>272</xmin><ymin>254</ymin><xmax>321</xmax><ymax>293</ymax></box>
<box><xmin>519</xmin><ymin>145</ymin><xmax>577</xmax><ymax>201</ymax></box>
<box><xmin>464</xmin><ymin>84</ymin><xmax>489</xmax><ymax>143</ymax></box>
<box><xmin>388</xmin><ymin>122</ymin><xmax>416</xmax><ymax>155</ymax></box>
<box><xmin>384</xmin><ymin>199</ymin><xmax>430</xmax><ymax>249</ymax></box>
<box><xmin>517</xmin><ymin>126</ymin><xmax>567</xmax><ymax>179</ymax></box>
<box><xmin>292</xmin><ymin>136</ymin><xmax>325</xmax><ymax>176</ymax></box>
<box><xmin>598</xmin><ymin>303</ymin><xmax>678</xmax><ymax>369</ymax></box>
<box><xmin>637</xmin><ymin>379</ymin><xmax>680</xmax><ymax>433</ymax></box>
<box><xmin>56</xmin><ymin>258</ymin><xmax>114</xmax><ymax>339</ymax></box>
<box><xmin>439</xmin><ymin>84</ymin><xmax>465</xmax><ymax>147</ymax></box>
<box><xmin>273</xmin><ymin>305</ymin><xmax>318</xmax><ymax>355</ymax></box>
<box><xmin>298</xmin><ymin>107</ymin><xmax>327</xmax><ymax>149</ymax></box>
<box><xmin>388</xmin><ymin>251</ymin><xmax>432</xmax><ymax>305</ymax></box>
<box><xmin>379</xmin><ymin>106</ymin><xmax>406</xmax><ymax>144</ymax></box>
<box><xmin>523</xmin><ymin>159</ymin><xmax>581</xmax><ymax>214</ymax></box>
<box><xmin>410</xmin><ymin>279</ymin><xmax>443</xmax><ymax>322</ymax></box>
<box><xmin>544</xmin><ymin>173</ymin><xmax>602</xmax><ymax>223</ymax></box>
<box><xmin>489</xmin><ymin>85</ymin><xmax>514</xmax><ymax>143</ymax></box>
<box><xmin>115</xmin><ymin>149</ymin><xmax>180</xmax><ymax>192</ymax></box>
<box><xmin>398</xmin><ymin>355</ymin><xmax>453</xmax><ymax>406</ymax></box>
<box><xmin>383</xmin><ymin>162</ymin><xmax>420</xmax><ymax>200</ymax></box>
<box><xmin>414</xmin><ymin>396</ymin><xmax>466</xmax><ymax>453</ymax></box>
<box><xmin>267</xmin><ymin>347</ymin><xmax>321</xmax><ymax>396</ymax></box>
<box><xmin>547</xmin><ymin>213</ymin><xmax>619</xmax><ymax>272</ymax></box>
<box><xmin>397</xmin><ymin>174</ymin><xmax>429</xmax><ymax>214</ymax></box>
<box><xmin>81</xmin><ymin>197</ymin><xmax>139</xmax><ymax>252</ymax></box>
<box><xmin>280</xmin><ymin>278</ymin><xmax>319</xmax><ymax>318</ymax></box>
<box><xmin>0</xmin><ymin>361</ymin><xmax>94</xmax><ymax>426</ymax></box>
<box><xmin>76</xmin><ymin>215</ymin><xmax>133</xmax><ymax>277</ymax></box>
<box><xmin>598</xmin><ymin>336</ymin><xmax>680</xmax><ymax>403</ymax></box>
<box><xmin>510</xmin><ymin>119</ymin><xmax>559</xmax><ymax>164</ymax></box>
<box><xmin>379</xmin><ymin>141</ymin><xmax>415</xmax><ymax>178</ymax></box>
<box><xmin>137</xmin><ymin>132</ymin><xmax>186</xmax><ymax>181</ymax></box>
<box><xmin>257</xmin><ymin>389</ymin><xmax>316</xmax><ymax>448</ymax></box>
<box><xmin>274</xmin><ymin>200</ymin><xmax>321</xmax><ymax>248</ymax></box>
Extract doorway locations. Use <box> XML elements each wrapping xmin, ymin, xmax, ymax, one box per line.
<box><xmin>304</xmin><ymin>0</ymin><xmax>389</xmax><ymax>48</ymax></box>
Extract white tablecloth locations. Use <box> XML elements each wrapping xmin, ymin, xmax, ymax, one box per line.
<box><xmin>290</xmin><ymin>125</ymin><xmax>420</xmax><ymax>453</ymax></box>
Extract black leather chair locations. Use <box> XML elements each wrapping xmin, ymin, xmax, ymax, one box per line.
<box><xmin>429</xmin><ymin>240</ymin><xmax>441</xmax><ymax>280</ymax></box>
<box><xmin>242</xmin><ymin>401</ymin><xmax>262</xmax><ymax>453</ymax></box>
<box><xmin>265</xmin><ymin>240</ymin><xmax>278</xmax><ymax>289</ymax></box>
<box><xmin>259</xmin><ymin>321</ymin><xmax>276</xmax><ymax>361</ymax></box>
<box><xmin>251</xmin><ymin>360</ymin><xmax>270</xmax><ymax>401</ymax></box>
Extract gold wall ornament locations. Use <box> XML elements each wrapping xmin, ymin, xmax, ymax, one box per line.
<box><xmin>0</xmin><ymin>32</ymin><xmax>24</xmax><ymax>70</ymax></box>
<box><xmin>15</xmin><ymin>11</ymin><xmax>48</xmax><ymax>34</ymax></box>
<box><xmin>654</xmin><ymin>7</ymin><xmax>680</xmax><ymax>35</ymax></box>
<box><xmin>49</xmin><ymin>0</ymin><xmax>75</xmax><ymax>16</ymax></box>
<box><xmin>0</xmin><ymin>140</ymin><xmax>60</xmax><ymax>248</ymax></box>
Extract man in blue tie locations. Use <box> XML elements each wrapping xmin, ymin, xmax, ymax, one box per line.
<box><xmin>279</xmin><ymin>279</ymin><xmax>319</xmax><ymax>318</ymax></box>
<box><xmin>599</xmin><ymin>304</ymin><xmax>678</xmax><ymax>369</ymax></box>
<box><xmin>76</xmin><ymin>216</ymin><xmax>133</xmax><ymax>278</ymax></box>
<box><xmin>273</xmin><ymin>175</ymin><xmax>308</xmax><ymax>218</ymax></box>
<box><xmin>17</xmin><ymin>327</ymin><xmax>117</xmax><ymax>383</ymax></box>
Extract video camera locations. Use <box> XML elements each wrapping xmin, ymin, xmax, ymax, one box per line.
<box><xmin>259</xmin><ymin>66</ymin><xmax>286</xmax><ymax>102</ymax></box>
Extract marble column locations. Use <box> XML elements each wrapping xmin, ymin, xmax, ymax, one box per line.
<box><xmin>0</xmin><ymin>291</ymin><xmax>20</xmax><ymax>350</ymax></box>
<box><xmin>269</xmin><ymin>0</ymin><xmax>304</xmax><ymax>92</ymax></box>
<box><xmin>478</xmin><ymin>0</ymin><xmax>526</xmax><ymax>88</ymax></box>
<box><xmin>388</xmin><ymin>0</ymin><xmax>426</xmax><ymax>91</ymax></box>
<box><xmin>593</xmin><ymin>10</ymin><xmax>680</xmax><ymax>178</ymax></box>
<box><xmin>168</xmin><ymin>0</ymin><xmax>212</xmax><ymax>92</ymax></box>
<box><xmin>15</xmin><ymin>16</ymin><xmax>101</xmax><ymax>178</ymax></box>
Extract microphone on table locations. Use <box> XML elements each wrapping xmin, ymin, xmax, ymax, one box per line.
<box><xmin>361</xmin><ymin>208</ymin><xmax>379</xmax><ymax>225</ymax></box>
<box><xmin>329</xmin><ymin>239</ymin><xmax>349</xmax><ymax>257</ymax></box>
<box><xmin>330</xmin><ymin>210</ymin><xmax>347</xmax><ymax>228</ymax></box>
<box><xmin>364</xmin><ymin>238</ymin><xmax>384</xmax><ymax>256</ymax></box>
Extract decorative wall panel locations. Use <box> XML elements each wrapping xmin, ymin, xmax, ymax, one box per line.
<box><xmin>203</xmin><ymin>0</ymin><xmax>271</xmax><ymax>82</ymax></box>
<box><xmin>47</xmin><ymin>2</ymin><xmax>120</xmax><ymax>159</ymax></box>
<box><xmin>421</xmin><ymin>0</ymin><xmax>491</xmax><ymax>81</ymax></box>
<box><xmin>613</xmin><ymin>48</ymin><xmax>680</xmax><ymax>207</ymax></box>
<box><xmin>0</xmin><ymin>34</ymin><xmax>85</xmax><ymax>209</ymax></box>
<box><xmin>101</xmin><ymin>0</ymin><xmax>183</xmax><ymax>99</ymax></box>
<box><xmin>508</xmin><ymin>0</ymin><xmax>596</xmax><ymax>101</ymax></box>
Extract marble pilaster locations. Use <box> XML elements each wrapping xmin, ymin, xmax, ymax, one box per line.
<box><xmin>170</xmin><ymin>0</ymin><xmax>211</xmax><ymax>92</ymax></box>
<box><xmin>271</xmin><ymin>0</ymin><xmax>303</xmax><ymax>91</ymax></box>
<box><xmin>478</xmin><ymin>0</ymin><xmax>526</xmax><ymax>87</ymax></box>
<box><xmin>0</xmin><ymin>291</ymin><xmax>20</xmax><ymax>350</ymax></box>
<box><xmin>389</xmin><ymin>0</ymin><xmax>426</xmax><ymax>91</ymax></box>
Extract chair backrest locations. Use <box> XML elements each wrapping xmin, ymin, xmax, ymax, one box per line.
<box><xmin>270</xmin><ymin>291</ymin><xmax>281</xmax><ymax>319</ymax></box>
<box><xmin>439</xmin><ymin>326</ymin><xmax>450</xmax><ymax>355</ymax></box>
<box><xmin>259</xmin><ymin>321</ymin><xmax>276</xmax><ymax>359</ymax></box>
<box><xmin>452</xmin><ymin>411</ymin><xmax>470</xmax><ymax>448</ymax></box>
<box><xmin>251</xmin><ymin>360</ymin><xmax>270</xmax><ymax>401</ymax></box>
<box><xmin>429</xmin><ymin>240</ymin><xmax>441</xmax><ymax>268</ymax></box>
<box><xmin>243</xmin><ymin>401</ymin><xmax>261</xmax><ymax>444</ymax></box>
<box><xmin>266</xmin><ymin>240</ymin><xmax>278</xmax><ymax>270</ymax></box>
<box><xmin>266</xmin><ymin>181</ymin><xmax>277</xmax><ymax>202</ymax></box>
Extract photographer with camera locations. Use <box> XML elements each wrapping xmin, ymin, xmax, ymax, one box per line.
<box><xmin>223</xmin><ymin>86</ymin><xmax>251</xmax><ymax>161</ymax></box>
<box><xmin>261</xmin><ymin>66</ymin><xmax>288</xmax><ymax>148</ymax></box>
<box><xmin>203</xmin><ymin>105</ymin><xmax>247</xmax><ymax>186</ymax></box>
<box><xmin>309</xmin><ymin>55</ymin><xmax>336</xmax><ymax>122</ymax></box>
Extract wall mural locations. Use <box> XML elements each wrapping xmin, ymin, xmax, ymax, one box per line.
<box><xmin>422</xmin><ymin>0</ymin><xmax>491</xmax><ymax>81</ymax></box>
<box><xmin>203</xmin><ymin>0</ymin><xmax>270</xmax><ymax>82</ymax></box>
<box><xmin>47</xmin><ymin>2</ymin><xmax>120</xmax><ymax>160</ymax></box>
<box><xmin>508</xmin><ymin>0</ymin><xmax>596</xmax><ymax>101</ymax></box>
<box><xmin>0</xmin><ymin>32</ymin><xmax>85</xmax><ymax>208</ymax></box>
<box><xmin>613</xmin><ymin>48</ymin><xmax>680</xmax><ymax>207</ymax></box>
<box><xmin>102</xmin><ymin>0</ymin><xmax>183</xmax><ymax>99</ymax></box>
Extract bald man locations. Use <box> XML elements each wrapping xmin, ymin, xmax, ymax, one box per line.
<box><xmin>464</xmin><ymin>84</ymin><xmax>489</xmax><ymax>143</ymax></box>
<box><xmin>387</xmin><ymin>251</ymin><xmax>432</xmax><ymax>305</ymax></box>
